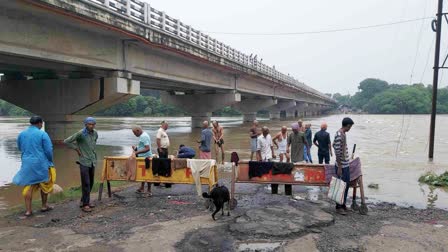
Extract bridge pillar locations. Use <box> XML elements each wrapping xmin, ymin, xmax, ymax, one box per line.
<box><xmin>232</xmin><ymin>97</ymin><xmax>277</xmax><ymax>122</ymax></box>
<box><xmin>0</xmin><ymin>77</ymin><xmax>140</xmax><ymax>142</ymax></box>
<box><xmin>267</xmin><ymin>100</ymin><xmax>296</xmax><ymax>120</ymax></box>
<box><xmin>161</xmin><ymin>92</ymin><xmax>241</xmax><ymax>127</ymax></box>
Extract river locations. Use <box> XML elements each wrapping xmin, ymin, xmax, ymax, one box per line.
<box><xmin>0</xmin><ymin>114</ymin><xmax>447</xmax><ymax>211</ymax></box>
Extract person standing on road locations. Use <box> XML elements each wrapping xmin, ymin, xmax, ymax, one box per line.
<box><xmin>313</xmin><ymin>122</ymin><xmax>332</xmax><ymax>164</ymax></box>
<box><xmin>132</xmin><ymin>126</ymin><xmax>153</xmax><ymax>196</ymax></box>
<box><xmin>304</xmin><ymin>123</ymin><xmax>313</xmax><ymax>163</ymax></box>
<box><xmin>256</xmin><ymin>126</ymin><xmax>275</xmax><ymax>162</ymax></box>
<box><xmin>272</xmin><ymin>126</ymin><xmax>290</xmax><ymax>162</ymax></box>
<box><xmin>287</xmin><ymin>123</ymin><xmax>308</xmax><ymax>163</ymax></box>
<box><xmin>249</xmin><ymin>120</ymin><xmax>260</xmax><ymax>161</ymax></box>
<box><xmin>13</xmin><ymin>116</ymin><xmax>55</xmax><ymax>217</ymax></box>
<box><xmin>156</xmin><ymin>121</ymin><xmax>171</xmax><ymax>188</ymax></box>
<box><xmin>64</xmin><ymin>117</ymin><xmax>98</xmax><ymax>213</ymax></box>
<box><xmin>198</xmin><ymin>121</ymin><xmax>213</xmax><ymax>159</ymax></box>
<box><xmin>333</xmin><ymin>117</ymin><xmax>354</xmax><ymax>215</ymax></box>
<box><xmin>156</xmin><ymin>121</ymin><xmax>170</xmax><ymax>158</ymax></box>
<box><xmin>212</xmin><ymin>121</ymin><xmax>225</xmax><ymax>164</ymax></box>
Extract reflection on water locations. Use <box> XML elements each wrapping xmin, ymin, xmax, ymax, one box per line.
<box><xmin>0</xmin><ymin>114</ymin><xmax>448</xmax><ymax>210</ymax></box>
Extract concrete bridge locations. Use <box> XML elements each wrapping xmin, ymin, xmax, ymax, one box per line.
<box><xmin>0</xmin><ymin>0</ymin><xmax>336</xmax><ymax>141</ymax></box>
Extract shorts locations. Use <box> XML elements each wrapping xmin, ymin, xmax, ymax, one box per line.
<box><xmin>199</xmin><ymin>151</ymin><xmax>212</xmax><ymax>159</ymax></box>
<box><xmin>250</xmin><ymin>138</ymin><xmax>257</xmax><ymax>152</ymax></box>
<box><xmin>278</xmin><ymin>144</ymin><xmax>287</xmax><ymax>154</ymax></box>
<box><xmin>215</xmin><ymin>139</ymin><xmax>224</xmax><ymax>147</ymax></box>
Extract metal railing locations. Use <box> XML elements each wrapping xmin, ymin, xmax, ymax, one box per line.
<box><xmin>87</xmin><ymin>0</ymin><xmax>332</xmax><ymax>102</ymax></box>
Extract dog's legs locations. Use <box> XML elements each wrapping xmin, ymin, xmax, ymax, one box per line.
<box><xmin>222</xmin><ymin>201</ymin><xmax>224</xmax><ymax>216</ymax></box>
<box><xmin>212</xmin><ymin>204</ymin><xmax>221</xmax><ymax>221</ymax></box>
<box><xmin>227</xmin><ymin>201</ymin><xmax>230</xmax><ymax>216</ymax></box>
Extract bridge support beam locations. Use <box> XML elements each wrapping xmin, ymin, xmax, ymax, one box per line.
<box><xmin>0</xmin><ymin>77</ymin><xmax>140</xmax><ymax>142</ymax></box>
<box><xmin>232</xmin><ymin>97</ymin><xmax>277</xmax><ymax>122</ymax></box>
<box><xmin>161</xmin><ymin>92</ymin><xmax>241</xmax><ymax>128</ymax></box>
<box><xmin>267</xmin><ymin>100</ymin><xmax>296</xmax><ymax>120</ymax></box>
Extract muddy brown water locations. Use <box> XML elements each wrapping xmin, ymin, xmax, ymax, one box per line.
<box><xmin>0</xmin><ymin>114</ymin><xmax>447</xmax><ymax>211</ymax></box>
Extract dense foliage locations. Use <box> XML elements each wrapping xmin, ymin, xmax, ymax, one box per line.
<box><xmin>332</xmin><ymin>78</ymin><xmax>448</xmax><ymax>114</ymax></box>
<box><xmin>0</xmin><ymin>100</ymin><xmax>30</xmax><ymax>116</ymax></box>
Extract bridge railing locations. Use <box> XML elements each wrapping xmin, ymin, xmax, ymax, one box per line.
<box><xmin>87</xmin><ymin>0</ymin><xmax>332</xmax><ymax>102</ymax></box>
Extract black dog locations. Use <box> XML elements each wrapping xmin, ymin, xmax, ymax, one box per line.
<box><xmin>202</xmin><ymin>185</ymin><xmax>230</xmax><ymax>220</ymax></box>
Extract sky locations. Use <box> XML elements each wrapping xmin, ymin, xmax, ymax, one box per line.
<box><xmin>144</xmin><ymin>0</ymin><xmax>447</xmax><ymax>95</ymax></box>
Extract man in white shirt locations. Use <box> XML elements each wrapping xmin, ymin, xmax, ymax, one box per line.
<box><xmin>156</xmin><ymin>121</ymin><xmax>170</xmax><ymax>158</ymax></box>
<box><xmin>256</xmin><ymin>126</ymin><xmax>276</xmax><ymax>161</ymax></box>
<box><xmin>156</xmin><ymin>121</ymin><xmax>171</xmax><ymax>188</ymax></box>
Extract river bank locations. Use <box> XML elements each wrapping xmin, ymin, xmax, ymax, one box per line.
<box><xmin>1</xmin><ymin>178</ymin><xmax>448</xmax><ymax>252</ymax></box>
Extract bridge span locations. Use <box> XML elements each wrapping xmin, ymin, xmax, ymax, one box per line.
<box><xmin>0</xmin><ymin>0</ymin><xmax>336</xmax><ymax>140</ymax></box>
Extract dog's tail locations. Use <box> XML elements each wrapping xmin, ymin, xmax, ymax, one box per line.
<box><xmin>202</xmin><ymin>192</ymin><xmax>211</xmax><ymax>198</ymax></box>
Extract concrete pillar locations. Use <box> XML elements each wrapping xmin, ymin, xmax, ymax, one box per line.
<box><xmin>0</xmin><ymin>77</ymin><xmax>140</xmax><ymax>141</ymax></box>
<box><xmin>232</xmin><ymin>97</ymin><xmax>277</xmax><ymax>122</ymax></box>
<box><xmin>267</xmin><ymin>100</ymin><xmax>296</xmax><ymax>120</ymax></box>
<box><xmin>161</xmin><ymin>92</ymin><xmax>241</xmax><ymax>127</ymax></box>
<box><xmin>285</xmin><ymin>110</ymin><xmax>295</xmax><ymax>118</ymax></box>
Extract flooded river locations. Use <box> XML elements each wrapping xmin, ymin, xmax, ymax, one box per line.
<box><xmin>0</xmin><ymin>114</ymin><xmax>447</xmax><ymax>210</ymax></box>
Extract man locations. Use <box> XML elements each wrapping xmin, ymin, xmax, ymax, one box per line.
<box><xmin>298</xmin><ymin>120</ymin><xmax>305</xmax><ymax>132</ymax></box>
<box><xmin>198</xmin><ymin>121</ymin><xmax>213</xmax><ymax>159</ymax></box>
<box><xmin>249</xmin><ymin>120</ymin><xmax>260</xmax><ymax>161</ymax></box>
<box><xmin>13</xmin><ymin>116</ymin><xmax>54</xmax><ymax>217</ymax></box>
<box><xmin>287</xmin><ymin>123</ymin><xmax>308</xmax><ymax>163</ymax></box>
<box><xmin>272</xmin><ymin>126</ymin><xmax>290</xmax><ymax>162</ymax></box>
<box><xmin>156</xmin><ymin>121</ymin><xmax>170</xmax><ymax>158</ymax></box>
<box><xmin>304</xmin><ymin>123</ymin><xmax>313</xmax><ymax>163</ymax></box>
<box><xmin>256</xmin><ymin>126</ymin><xmax>276</xmax><ymax>161</ymax></box>
<box><xmin>64</xmin><ymin>117</ymin><xmax>98</xmax><ymax>213</ymax></box>
<box><xmin>177</xmin><ymin>144</ymin><xmax>196</xmax><ymax>158</ymax></box>
<box><xmin>132</xmin><ymin>126</ymin><xmax>153</xmax><ymax>195</ymax></box>
<box><xmin>156</xmin><ymin>121</ymin><xmax>171</xmax><ymax>188</ymax></box>
<box><xmin>212</xmin><ymin>121</ymin><xmax>225</xmax><ymax>164</ymax></box>
<box><xmin>313</xmin><ymin>122</ymin><xmax>333</xmax><ymax>164</ymax></box>
<box><xmin>333</xmin><ymin>117</ymin><xmax>354</xmax><ymax>215</ymax></box>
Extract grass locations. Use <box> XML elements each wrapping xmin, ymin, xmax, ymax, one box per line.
<box><xmin>419</xmin><ymin>172</ymin><xmax>448</xmax><ymax>187</ymax></box>
<box><xmin>7</xmin><ymin>181</ymin><xmax>128</xmax><ymax>214</ymax></box>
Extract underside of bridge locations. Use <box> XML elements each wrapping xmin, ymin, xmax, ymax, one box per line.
<box><xmin>0</xmin><ymin>0</ymin><xmax>335</xmax><ymax>141</ymax></box>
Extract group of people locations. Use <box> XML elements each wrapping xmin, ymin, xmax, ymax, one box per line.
<box><xmin>12</xmin><ymin>114</ymin><xmax>354</xmax><ymax>216</ymax></box>
<box><xmin>12</xmin><ymin>116</ymin><xmax>227</xmax><ymax>215</ymax></box>
<box><xmin>249</xmin><ymin>120</ymin><xmax>333</xmax><ymax>165</ymax></box>
<box><xmin>249</xmin><ymin>117</ymin><xmax>355</xmax><ymax>215</ymax></box>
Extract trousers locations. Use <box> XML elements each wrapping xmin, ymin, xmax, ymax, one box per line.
<box><xmin>80</xmin><ymin>164</ymin><xmax>95</xmax><ymax>206</ymax></box>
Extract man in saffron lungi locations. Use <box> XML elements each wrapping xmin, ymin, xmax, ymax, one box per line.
<box><xmin>13</xmin><ymin>116</ymin><xmax>55</xmax><ymax>218</ymax></box>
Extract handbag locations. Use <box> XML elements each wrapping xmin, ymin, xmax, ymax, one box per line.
<box><xmin>327</xmin><ymin>176</ymin><xmax>347</xmax><ymax>205</ymax></box>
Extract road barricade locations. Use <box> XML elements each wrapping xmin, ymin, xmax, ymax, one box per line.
<box><xmin>231</xmin><ymin>158</ymin><xmax>367</xmax><ymax>214</ymax></box>
<box><xmin>98</xmin><ymin>156</ymin><xmax>218</xmax><ymax>200</ymax></box>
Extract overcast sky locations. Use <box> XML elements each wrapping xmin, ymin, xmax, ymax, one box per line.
<box><xmin>145</xmin><ymin>0</ymin><xmax>446</xmax><ymax>95</ymax></box>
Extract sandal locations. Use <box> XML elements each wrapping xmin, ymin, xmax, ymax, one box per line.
<box><xmin>81</xmin><ymin>206</ymin><xmax>92</xmax><ymax>213</ymax></box>
<box><xmin>40</xmin><ymin>206</ymin><xmax>54</xmax><ymax>212</ymax></box>
<box><xmin>24</xmin><ymin>212</ymin><xmax>33</xmax><ymax>218</ymax></box>
<box><xmin>136</xmin><ymin>189</ymin><xmax>145</xmax><ymax>194</ymax></box>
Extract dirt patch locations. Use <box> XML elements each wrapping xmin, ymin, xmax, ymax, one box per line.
<box><xmin>1</xmin><ymin>182</ymin><xmax>448</xmax><ymax>251</ymax></box>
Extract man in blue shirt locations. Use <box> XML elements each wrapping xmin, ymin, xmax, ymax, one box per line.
<box><xmin>132</xmin><ymin>126</ymin><xmax>153</xmax><ymax>195</ymax></box>
<box><xmin>13</xmin><ymin>116</ymin><xmax>54</xmax><ymax>217</ymax></box>
<box><xmin>198</xmin><ymin>121</ymin><xmax>213</xmax><ymax>159</ymax></box>
<box><xmin>178</xmin><ymin>144</ymin><xmax>196</xmax><ymax>158</ymax></box>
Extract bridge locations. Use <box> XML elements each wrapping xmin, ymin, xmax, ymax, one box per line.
<box><xmin>0</xmin><ymin>0</ymin><xmax>336</xmax><ymax>141</ymax></box>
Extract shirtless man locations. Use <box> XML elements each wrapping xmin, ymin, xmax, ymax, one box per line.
<box><xmin>249</xmin><ymin>120</ymin><xmax>260</xmax><ymax>161</ymax></box>
<box><xmin>212</xmin><ymin>121</ymin><xmax>225</xmax><ymax>164</ymax></box>
<box><xmin>273</xmin><ymin>126</ymin><xmax>290</xmax><ymax>162</ymax></box>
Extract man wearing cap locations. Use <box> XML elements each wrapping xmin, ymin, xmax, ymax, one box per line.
<box><xmin>64</xmin><ymin>117</ymin><xmax>98</xmax><ymax>212</ymax></box>
<box><xmin>313</xmin><ymin>122</ymin><xmax>333</xmax><ymax>164</ymax></box>
<box><xmin>287</xmin><ymin>123</ymin><xmax>308</xmax><ymax>163</ymax></box>
<box><xmin>13</xmin><ymin>116</ymin><xmax>55</xmax><ymax>217</ymax></box>
<box><xmin>333</xmin><ymin>117</ymin><xmax>354</xmax><ymax>215</ymax></box>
